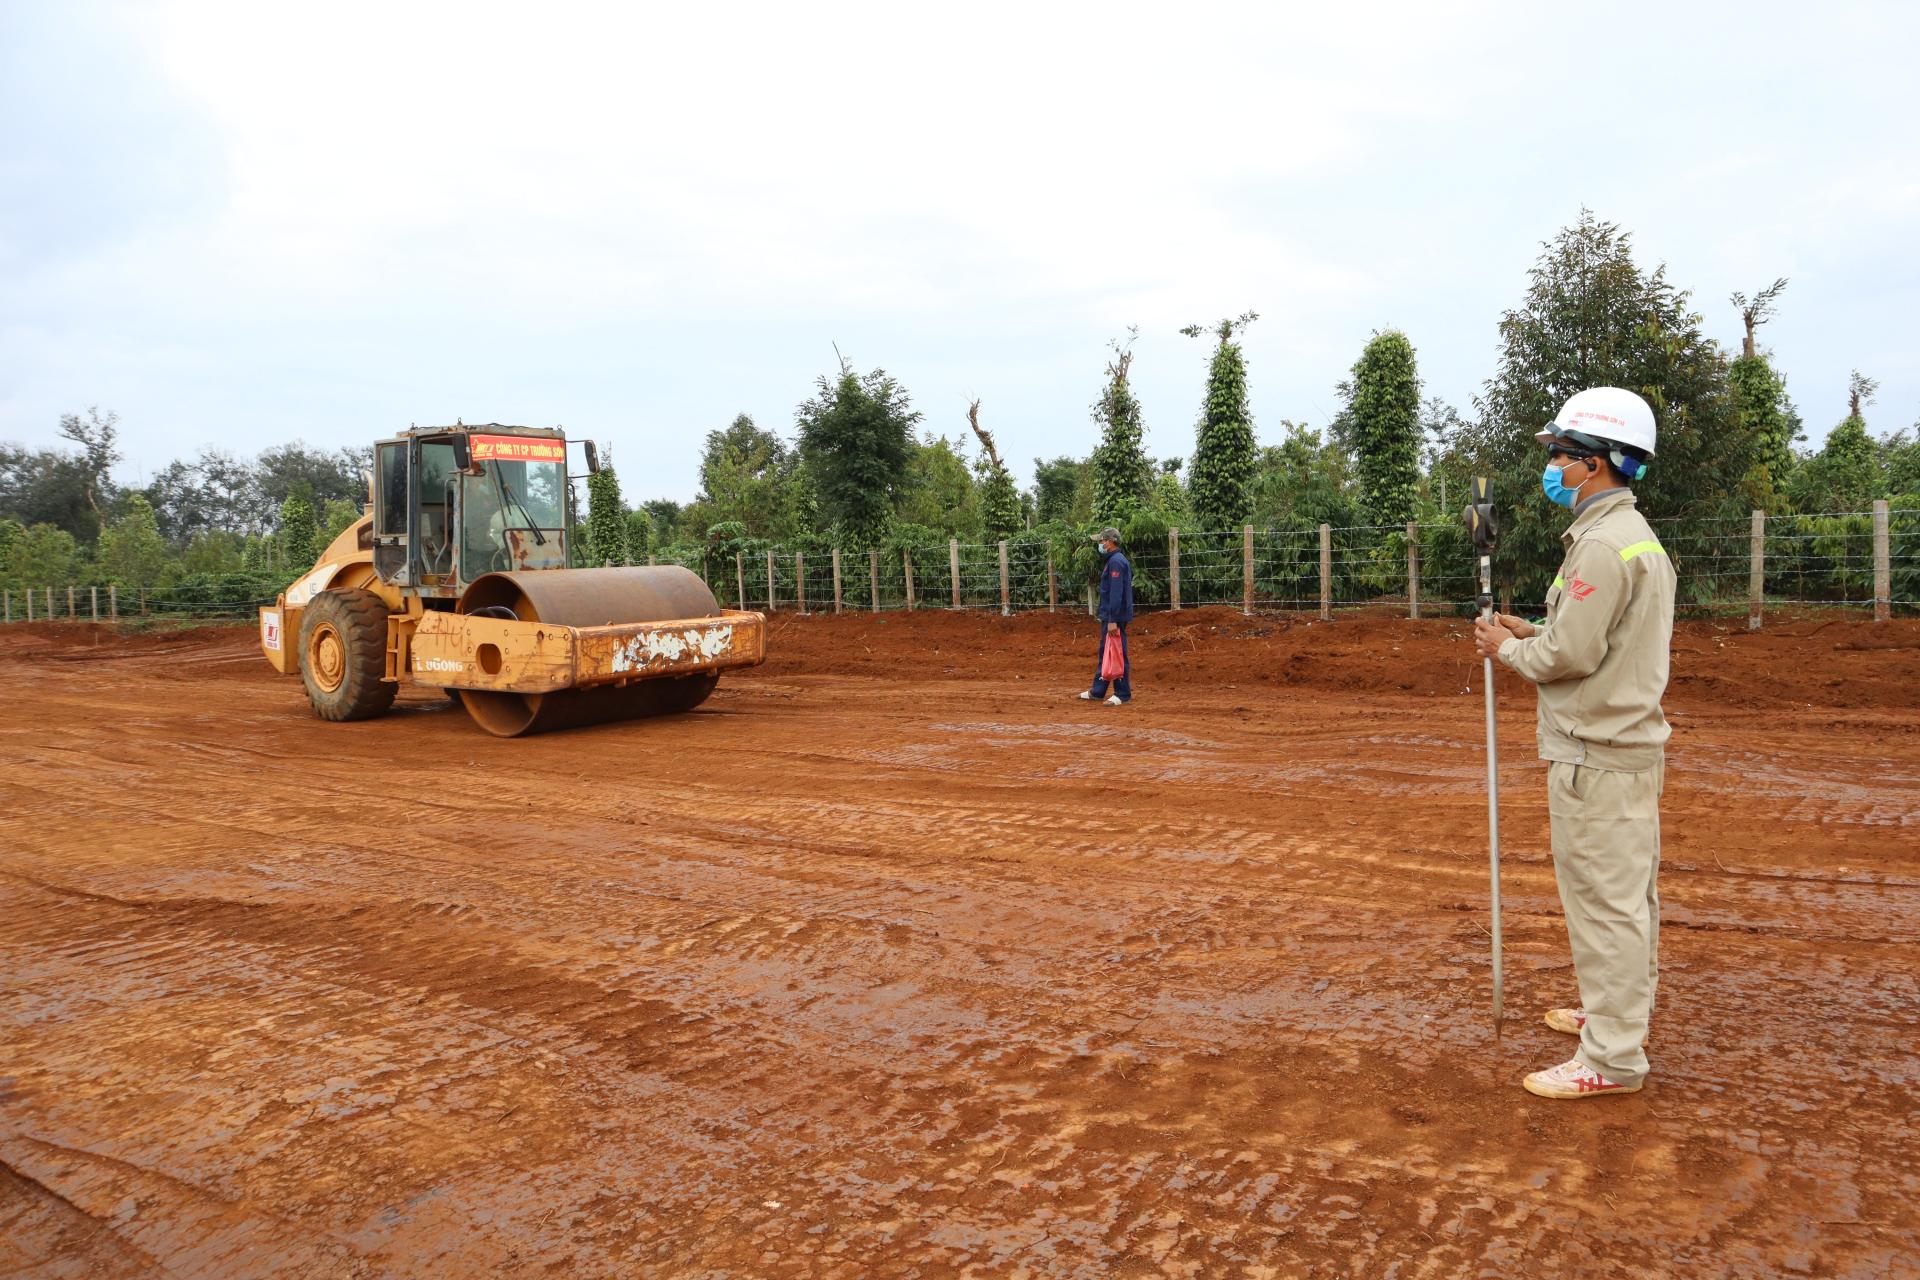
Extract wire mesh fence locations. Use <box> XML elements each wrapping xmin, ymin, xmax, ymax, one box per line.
<box><xmin>6</xmin><ymin>505</ymin><xmax>1912</xmax><ymax>627</ymax></box>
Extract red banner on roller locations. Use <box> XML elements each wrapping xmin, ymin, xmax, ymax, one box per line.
<box><xmin>471</xmin><ymin>434</ymin><xmax>566</xmax><ymax>463</ymax></box>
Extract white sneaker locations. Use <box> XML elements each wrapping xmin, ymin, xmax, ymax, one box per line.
<box><xmin>1105</xmin><ymin>694</ymin><xmax>1124</xmax><ymax>706</ymax></box>
<box><xmin>1544</xmin><ymin>1008</ymin><xmax>1586</xmax><ymax>1035</ymax></box>
<box><xmin>1077</xmin><ymin>691</ymin><xmax>1096</xmax><ymax>701</ymax></box>
<box><xmin>1522</xmin><ymin>1056</ymin><xmax>1641</xmax><ymax>1099</ymax></box>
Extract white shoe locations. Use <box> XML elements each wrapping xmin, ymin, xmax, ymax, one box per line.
<box><xmin>1077</xmin><ymin>691</ymin><xmax>1096</xmax><ymax>701</ymax></box>
<box><xmin>1522</xmin><ymin>1057</ymin><xmax>1642</xmax><ymax>1099</ymax></box>
<box><xmin>1544</xmin><ymin>1008</ymin><xmax>1586</xmax><ymax>1035</ymax></box>
<box><xmin>1105</xmin><ymin>694</ymin><xmax>1124</xmax><ymax>706</ymax></box>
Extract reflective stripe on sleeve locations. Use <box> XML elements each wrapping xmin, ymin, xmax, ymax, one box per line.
<box><xmin>1618</xmin><ymin>540</ymin><xmax>1666</xmax><ymax>562</ymax></box>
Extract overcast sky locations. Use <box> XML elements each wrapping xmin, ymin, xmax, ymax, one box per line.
<box><xmin>4</xmin><ymin>1</ymin><xmax>1916</xmax><ymax>502</ymax></box>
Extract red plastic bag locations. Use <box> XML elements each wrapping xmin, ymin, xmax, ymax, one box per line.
<box><xmin>1100</xmin><ymin>631</ymin><xmax>1125</xmax><ymax>680</ymax></box>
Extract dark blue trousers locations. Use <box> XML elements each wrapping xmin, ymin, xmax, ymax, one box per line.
<box><xmin>1088</xmin><ymin>620</ymin><xmax>1132</xmax><ymax>701</ymax></box>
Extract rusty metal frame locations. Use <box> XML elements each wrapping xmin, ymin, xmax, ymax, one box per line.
<box><xmin>409</xmin><ymin>609</ymin><xmax>767</xmax><ymax>694</ymax></box>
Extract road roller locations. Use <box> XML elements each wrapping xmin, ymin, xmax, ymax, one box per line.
<box><xmin>256</xmin><ymin>423</ymin><xmax>765</xmax><ymax>736</ymax></box>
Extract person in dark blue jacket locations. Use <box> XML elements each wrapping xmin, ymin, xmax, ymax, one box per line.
<box><xmin>1079</xmin><ymin>527</ymin><xmax>1134</xmax><ymax>705</ymax></box>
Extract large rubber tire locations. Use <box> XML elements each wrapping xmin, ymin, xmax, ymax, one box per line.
<box><xmin>298</xmin><ymin>589</ymin><xmax>398</xmax><ymax>722</ymax></box>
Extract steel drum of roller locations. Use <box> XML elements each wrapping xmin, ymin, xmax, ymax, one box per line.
<box><xmin>455</xmin><ymin>565</ymin><xmax>723</xmax><ymax>737</ymax></box>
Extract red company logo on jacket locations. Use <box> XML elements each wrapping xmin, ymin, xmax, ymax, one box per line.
<box><xmin>1566</xmin><ymin>576</ymin><xmax>1597</xmax><ymax>600</ymax></box>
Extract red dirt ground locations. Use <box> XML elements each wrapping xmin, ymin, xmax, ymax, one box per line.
<box><xmin>2</xmin><ymin>608</ymin><xmax>1916</xmax><ymax>1278</ymax></box>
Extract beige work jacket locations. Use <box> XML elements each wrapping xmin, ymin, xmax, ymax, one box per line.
<box><xmin>1497</xmin><ymin>489</ymin><xmax>1676</xmax><ymax>771</ymax></box>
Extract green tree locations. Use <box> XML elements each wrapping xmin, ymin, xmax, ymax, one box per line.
<box><xmin>689</xmin><ymin>414</ymin><xmax>795</xmax><ymax>538</ymax></box>
<box><xmin>255</xmin><ymin>443</ymin><xmax>372</xmax><ymax>522</ymax></box>
<box><xmin>966</xmin><ymin>401</ymin><xmax>1020</xmax><ymax>540</ymax></box>
<box><xmin>56</xmin><ymin>407</ymin><xmax>121</xmax><ymax>527</ymax></box>
<box><xmin>1459</xmin><ymin>211</ymin><xmax>1750</xmax><ymax>598</ymax></box>
<box><xmin>0</xmin><ymin>522</ymin><xmax>83</xmax><ymax>590</ymax></box>
<box><xmin>0</xmin><ymin>518</ymin><xmax>21</xmax><ymax>577</ymax></box>
<box><xmin>625</xmin><ymin>507</ymin><xmax>655</xmax><ymax>558</ymax></box>
<box><xmin>895</xmin><ymin>435</ymin><xmax>978</xmax><ymax>534</ymax></box>
<box><xmin>319</xmin><ymin>497</ymin><xmax>361</xmax><ymax>546</ymax></box>
<box><xmin>1727</xmin><ymin>278</ymin><xmax>1796</xmax><ymax>499</ymax></box>
<box><xmin>1090</xmin><ymin>332</ymin><xmax>1152</xmax><ymax>525</ymax></box>
<box><xmin>1789</xmin><ymin>372</ymin><xmax>1883</xmax><ymax>511</ymax></box>
<box><xmin>1250</xmin><ymin>424</ymin><xmax>1358</xmax><ymax>528</ymax></box>
<box><xmin>1031</xmin><ymin>456</ymin><xmax>1084</xmax><ymax>525</ymax></box>
<box><xmin>1152</xmin><ymin>458</ymin><xmax>1190</xmax><ymax>520</ymax></box>
<box><xmin>97</xmin><ymin>494</ymin><xmax>170</xmax><ymax>585</ymax></box>
<box><xmin>585</xmin><ymin>459</ymin><xmax>631</xmax><ymax>565</ymax></box>
<box><xmin>181</xmin><ymin>531</ymin><xmax>246</xmax><ymax>575</ymax></box>
<box><xmin>642</xmin><ymin>499</ymin><xmax>682</xmax><ymax>547</ymax></box>
<box><xmin>1730</xmin><ymin>278</ymin><xmax>1788</xmax><ymax>362</ymax></box>
<box><xmin>1343</xmin><ymin>329</ymin><xmax>1422</xmax><ymax>526</ymax></box>
<box><xmin>796</xmin><ymin>356</ymin><xmax>921</xmax><ymax>548</ymax></box>
<box><xmin>0</xmin><ymin>444</ymin><xmax>108</xmax><ymax>542</ymax></box>
<box><xmin>1183</xmin><ymin>312</ymin><xmax>1259</xmax><ymax>530</ymax></box>
<box><xmin>1729</xmin><ymin>356</ymin><xmax>1796</xmax><ymax>501</ymax></box>
<box><xmin>1882</xmin><ymin>424</ymin><xmax>1920</xmax><ymax>497</ymax></box>
<box><xmin>278</xmin><ymin>495</ymin><xmax>318</xmax><ymax>571</ymax></box>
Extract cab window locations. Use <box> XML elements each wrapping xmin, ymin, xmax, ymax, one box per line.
<box><xmin>417</xmin><ymin>442</ymin><xmax>457</xmax><ymax>575</ymax></box>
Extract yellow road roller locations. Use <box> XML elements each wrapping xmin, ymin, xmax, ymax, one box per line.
<box><xmin>258</xmin><ymin>424</ymin><xmax>765</xmax><ymax>735</ymax></box>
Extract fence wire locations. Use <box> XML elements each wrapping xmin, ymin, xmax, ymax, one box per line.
<box><xmin>7</xmin><ymin>507</ymin><xmax>1912</xmax><ymax>626</ymax></box>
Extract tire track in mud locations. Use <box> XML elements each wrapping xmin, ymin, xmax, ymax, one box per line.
<box><xmin>3</xmin><ymin>620</ymin><xmax>1918</xmax><ymax>1277</ymax></box>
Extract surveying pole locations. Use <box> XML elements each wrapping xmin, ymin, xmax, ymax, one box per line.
<box><xmin>1465</xmin><ymin>477</ymin><xmax>1503</xmax><ymax>1025</ymax></box>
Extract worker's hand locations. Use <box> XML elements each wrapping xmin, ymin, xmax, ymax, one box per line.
<box><xmin>1494</xmin><ymin>612</ymin><xmax>1537</xmax><ymax>639</ymax></box>
<box><xmin>1107</xmin><ymin>622</ymin><xmax>1119</xmax><ymax>635</ymax></box>
<box><xmin>1473</xmin><ymin>616</ymin><xmax>1515</xmax><ymax>658</ymax></box>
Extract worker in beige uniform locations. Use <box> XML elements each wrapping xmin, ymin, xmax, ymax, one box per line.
<box><xmin>1473</xmin><ymin>387</ymin><xmax>1676</xmax><ymax>1100</ymax></box>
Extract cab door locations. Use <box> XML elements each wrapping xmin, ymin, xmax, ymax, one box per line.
<box><xmin>372</xmin><ymin>441</ymin><xmax>409</xmax><ymax>582</ymax></box>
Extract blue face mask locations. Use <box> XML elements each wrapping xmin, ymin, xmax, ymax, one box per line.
<box><xmin>1541</xmin><ymin>463</ymin><xmax>1580</xmax><ymax>508</ymax></box>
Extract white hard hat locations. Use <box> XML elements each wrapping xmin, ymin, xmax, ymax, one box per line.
<box><xmin>1534</xmin><ymin>387</ymin><xmax>1657</xmax><ymax>458</ymax></box>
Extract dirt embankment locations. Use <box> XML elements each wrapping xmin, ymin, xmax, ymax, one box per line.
<box><xmin>753</xmin><ymin>605</ymin><xmax>1920</xmax><ymax>711</ymax></box>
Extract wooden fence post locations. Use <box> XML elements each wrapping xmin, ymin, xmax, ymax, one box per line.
<box><xmin>91</xmin><ymin>586</ymin><xmax>99</xmax><ymax>623</ymax></box>
<box><xmin>1087</xmin><ymin>583</ymin><xmax>1095</xmax><ymax>616</ymax></box>
<box><xmin>648</xmin><ymin>554</ymin><xmax>657</xmax><ymax>567</ymax></box>
<box><xmin>998</xmin><ymin>540</ymin><xmax>1010</xmax><ymax>616</ymax></box>
<box><xmin>1318</xmin><ymin>524</ymin><xmax>1333</xmax><ymax>620</ymax></box>
<box><xmin>68</xmin><ymin>586</ymin><xmax>76</xmax><ymax>619</ymax></box>
<box><xmin>52</xmin><ymin>587</ymin><xmax>60</xmax><ymax>618</ymax></box>
<box><xmin>1169</xmin><ymin>527</ymin><xmax>1181</xmax><ymax>610</ymax></box>
<box><xmin>766</xmin><ymin>550</ymin><xmax>776</xmax><ymax>612</ymax></box>
<box><xmin>1242</xmin><ymin>525</ymin><xmax>1254</xmax><ymax>615</ymax></box>
<box><xmin>1047</xmin><ymin>552</ymin><xmax>1057</xmax><ymax>612</ymax></box>
<box><xmin>109</xmin><ymin>585</ymin><xmax>117</xmax><ymax>621</ymax></box>
<box><xmin>1873</xmin><ymin>499</ymin><xmax>1891</xmax><ymax>623</ymax></box>
<box><xmin>1406</xmin><ymin>522</ymin><xmax>1420</xmax><ymax>619</ymax></box>
<box><xmin>3</xmin><ymin>589</ymin><xmax>9</xmax><ymax>623</ymax></box>
<box><xmin>868</xmin><ymin>548</ymin><xmax>880</xmax><ymax>610</ymax></box>
<box><xmin>23</xmin><ymin>589</ymin><xmax>30</xmax><ymax>622</ymax></box>
<box><xmin>831</xmin><ymin>548</ymin><xmax>843</xmax><ymax>614</ymax></box>
<box><xmin>735</xmin><ymin>553</ymin><xmax>746</xmax><ymax>610</ymax></box>
<box><xmin>796</xmin><ymin>552</ymin><xmax>807</xmax><ymax>614</ymax></box>
<box><xmin>949</xmin><ymin>538</ymin><xmax>962</xmax><ymax>609</ymax></box>
<box><xmin>904</xmin><ymin>548</ymin><xmax>917</xmax><ymax>609</ymax></box>
<box><xmin>1748</xmin><ymin>509</ymin><xmax>1765</xmax><ymax>631</ymax></box>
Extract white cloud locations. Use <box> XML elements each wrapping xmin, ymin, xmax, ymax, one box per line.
<box><xmin>6</xmin><ymin>0</ymin><xmax>1918</xmax><ymax>489</ymax></box>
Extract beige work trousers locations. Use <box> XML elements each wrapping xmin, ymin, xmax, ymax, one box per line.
<box><xmin>1547</xmin><ymin>759</ymin><xmax>1663</xmax><ymax>1088</ymax></box>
